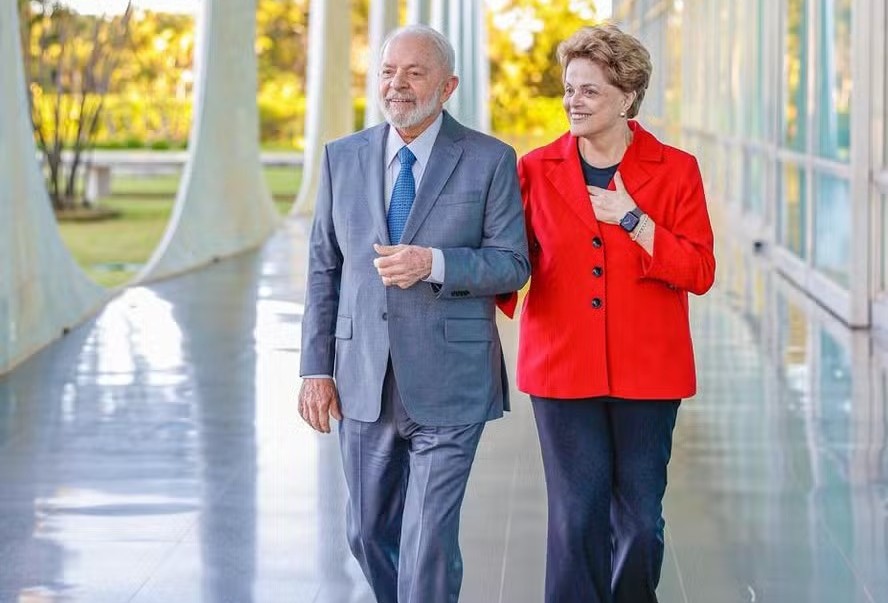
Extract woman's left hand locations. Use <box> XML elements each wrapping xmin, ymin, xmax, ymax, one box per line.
<box><xmin>587</xmin><ymin>172</ymin><xmax>637</xmax><ymax>224</ymax></box>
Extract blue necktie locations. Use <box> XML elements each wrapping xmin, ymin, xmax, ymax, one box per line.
<box><xmin>387</xmin><ymin>146</ymin><xmax>417</xmax><ymax>244</ymax></box>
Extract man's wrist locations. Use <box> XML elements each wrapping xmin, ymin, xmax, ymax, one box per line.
<box><xmin>423</xmin><ymin>247</ymin><xmax>445</xmax><ymax>283</ymax></box>
<box><xmin>424</xmin><ymin>247</ymin><xmax>433</xmax><ymax>279</ymax></box>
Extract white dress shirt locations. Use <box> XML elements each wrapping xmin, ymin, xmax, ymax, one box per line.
<box><xmin>384</xmin><ymin>113</ymin><xmax>446</xmax><ymax>284</ymax></box>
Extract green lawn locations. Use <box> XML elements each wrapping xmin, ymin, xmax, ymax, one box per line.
<box><xmin>58</xmin><ymin>167</ymin><xmax>300</xmax><ymax>288</ymax></box>
<box><xmin>110</xmin><ymin>166</ymin><xmax>301</xmax><ymax>198</ymax></box>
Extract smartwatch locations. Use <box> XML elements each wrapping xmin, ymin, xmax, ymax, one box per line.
<box><xmin>619</xmin><ymin>207</ymin><xmax>643</xmax><ymax>233</ymax></box>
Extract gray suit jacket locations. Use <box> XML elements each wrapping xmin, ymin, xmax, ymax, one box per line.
<box><xmin>300</xmin><ymin>112</ymin><xmax>530</xmax><ymax>426</ymax></box>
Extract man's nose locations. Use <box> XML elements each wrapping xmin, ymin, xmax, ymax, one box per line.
<box><xmin>391</xmin><ymin>71</ymin><xmax>409</xmax><ymax>88</ymax></box>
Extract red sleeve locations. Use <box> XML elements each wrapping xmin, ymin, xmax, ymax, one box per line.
<box><xmin>641</xmin><ymin>156</ymin><xmax>716</xmax><ymax>295</ymax></box>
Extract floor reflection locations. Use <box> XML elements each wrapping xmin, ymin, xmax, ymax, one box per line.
<box><xmin>674</xmin><ymin>240</ymin><xmax>888</xmax><ymax>602</ymax></box>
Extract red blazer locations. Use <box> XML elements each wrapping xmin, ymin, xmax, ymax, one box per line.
<box><xmin>506</xmin><ymin>121</ymin><xmax>715</xmax><ymax>400</ymax></box>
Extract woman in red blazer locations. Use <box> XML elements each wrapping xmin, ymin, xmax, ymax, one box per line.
<box><xmin>509</xmin><ymin>25</ymin><xmax>715</xmax><ymax>603</ymax></box>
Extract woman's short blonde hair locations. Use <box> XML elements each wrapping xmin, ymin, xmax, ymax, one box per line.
<box><xmin>557</xmin><ymin>24</ymin><xmax>652</xmax><ymax>118</ymax></box>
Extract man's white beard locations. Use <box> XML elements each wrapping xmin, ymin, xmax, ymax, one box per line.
<box><xmin>380</xmin><ymin>85</ymin><xmax>444</xmax><ymax>129</ymax></box>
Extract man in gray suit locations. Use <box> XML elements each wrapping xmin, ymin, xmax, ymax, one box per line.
<box><xmin>298</xmin><ymin>24</ymin><xmax>529</xmax><ymax>603</ymax></box>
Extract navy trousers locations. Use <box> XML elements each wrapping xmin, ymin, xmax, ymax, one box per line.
<box><xmin>531</xmin><ymin>396</ymin><xmax>680</xmax><ymax>603</ymax></box>
<box><xmin>339</xmin><ymin>363</ymin><xmax>485</xmax><ymax>603</ymax></box>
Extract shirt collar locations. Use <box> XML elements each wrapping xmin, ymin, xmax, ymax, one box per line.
<box><xmin>385</xmin><ymin>112</ymin><xmax>444</xmax><ymax>169</ymax></box>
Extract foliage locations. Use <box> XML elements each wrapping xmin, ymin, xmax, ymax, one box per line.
<box><xmin>32</xmin><ymin>93</ymin><xmax>191</xmax><ymax>148</ymax></box>
<box><xmin>21</xmin><ymin>0</ymin><xmax>135</xmax><ymax>210</ymax></box>
<box><xmin>257</xmin><ymin>77</ymin><xmax>306</xmax><ymax>146</ymax></box>
<box><xmin>19</xmin><ymin>0</ymin><xmax>603</xmax><ymax>156</ymax></box>
<box><xmin>256</xmin><ymin>0</ymin><xmax>309</xmax><ymax>93</ymax></box>
<box><xmin>486</xmin><ymin>0</ymin><xmax>601</xmax><ymax>136</ymax></box>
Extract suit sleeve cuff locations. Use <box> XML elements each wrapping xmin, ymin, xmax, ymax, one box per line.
<box><xmin>422</xmin><ymin>247</ymin><xmax>445</xmax><ymax>284</ymax></box>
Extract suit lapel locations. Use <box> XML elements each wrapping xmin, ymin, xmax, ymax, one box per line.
<box><xmin>545</xmin><ymin>135</ymin><xmax>598</xmax><ymax>232</ymax></box>
<box><xmin>358</xmin><ymin>124</ymin><xmax>390</xmax><ymax>245</ymax></box>
<box><xmin>616</xmin><ymin>122</ymin><xmax>656</xmax><ymax>201</ymax></box>
<box><xmin>399</xmin><ymin>113</ymin><xmax>463</xmax><ymax>245</ymax></box>
<box><xmin>617</xmin><ymin>157</ymin><xmax>653</xmax><ymax>204</ymax></box>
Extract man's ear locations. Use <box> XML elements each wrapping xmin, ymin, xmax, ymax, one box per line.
<box><xmin>440</xmin><ymin>75</ymin><xmax>459</xmax><ymax>103</ymax></box>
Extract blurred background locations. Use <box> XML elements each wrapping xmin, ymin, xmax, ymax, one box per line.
<box><xmin>17</xmin><ymin>0</ymin><xmax>608</xmax><ymax>286</ymax></box>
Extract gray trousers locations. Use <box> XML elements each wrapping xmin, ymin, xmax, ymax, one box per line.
<box><xmin>338</xmin><ymin>363</ymin><xmax>485</xmax><ymax>603</ymax></box>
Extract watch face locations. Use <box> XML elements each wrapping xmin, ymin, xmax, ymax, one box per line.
<box><xmin>620</xmin><ymin>211</ymin><xmax>640</xmax><ymax>232</ymax></box>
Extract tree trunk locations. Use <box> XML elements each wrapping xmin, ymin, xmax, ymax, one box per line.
<box><xmin>20</xmin><ymin>0</ymin><xmax>134</xmax><ymax>211</ymax></box>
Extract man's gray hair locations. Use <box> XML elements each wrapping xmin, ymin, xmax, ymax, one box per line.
<box><xmin>380</xmin><ymin>25</ymin><xmax>456</xmax><ymax>75</ymax></box>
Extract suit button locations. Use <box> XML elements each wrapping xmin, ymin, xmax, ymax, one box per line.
<box><xmin>592</xmin><ymin>266</ymin><xmax>603</xmax><ymax>277</ymax></box>
<box><xmin>591</xmin><ymin>237</ymin><xmax>602</xmax><ymax>248</ymax></box>
<box><xmin>382</xmin><ymin>312</ymin><xmax>387</xmax><ymax>321</ymax></box>
<box><xmin>591</xmin><ymin>298</ymin><xmax>602</xmax><ymax>309</ymax></box>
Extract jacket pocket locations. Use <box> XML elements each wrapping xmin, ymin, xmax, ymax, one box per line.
<box><xmin>335</xmin><ymin>316</ymin><xmax>353</xmax><ymax>339</ymax></box>
<box><xmin>445</xmin><ymin>318</ymin><xmax>494</xmax><ymax>342</ymax></box>
<box><xmin>437</xmin><ymin>192</ymin><xmax>482</xmax><ymax>206</ymax></box>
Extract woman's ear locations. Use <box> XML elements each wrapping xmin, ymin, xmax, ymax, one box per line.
<box><xmin>624</xmin><ymin>91</ymin><xmax>637</xmax><ymax>114</ymax></box>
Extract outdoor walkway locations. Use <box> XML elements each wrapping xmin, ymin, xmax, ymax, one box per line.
<box><xmin>0</xmin><ymin>218</ymin><xmax>886</xmax><ymax>603</ymax></box>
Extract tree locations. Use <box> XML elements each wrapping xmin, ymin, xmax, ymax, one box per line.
<box><xmin>21</xmin><ymin>1</ymin><xmax>134</xmax><ymax>210</ymax></box>
<box><xmin>256</xmin><ymin>0</ymin><xmax>310</xmax><ymax>93</ymax></box>
<box><xmin>486</xmin><ymin>0</ymin><xmax>601</xmax><ymax>135</ymax></box>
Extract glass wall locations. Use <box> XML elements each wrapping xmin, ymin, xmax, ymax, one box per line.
<box><xmin>779</xmin><ymin>162</ymin><xmax>807</xmax><ymax>259</ymax></box>
<box><xmin>614</xmin><ymin>0</ymin><xmax>875</xmax><ymax>325</ymax></box>
<box><xmin>882</xmin><ymin>195</ymin><xmax>888</xmax><ymax>293</ymax></box>
<box><xmin>744</xmin><ymin>151</ymin><xmax>766</xmax><ymax>217</ymax></box>
<box><xmin>782</xmin><ymin>0</ymin><xmax>808</xmax><ymax>152</ymax></box>
<box><xmin>727</xmin><ymin>144</ymin><xmax>743</xmax><ymax>206</ymax></box>
<box><xmin>881</xmin><ymin>2</ymin><xmax>888</xmax><ymax>304</ymax></box>
<box><xmin>742</xmin><ymin>0</ymin><xmax>766</xmax><ymax>142</ymax></box>
<box><xmin>815</xmin><ymin>0</ymin><xmax>852</xmax><ymax>161</ymax></box>
<box><xmin>664</xmin><ymin>6</ymin><xmax>683</xmax><ymax>130</ymax></box>
<box><xmin>813</xmin><ymin>173</ymin><xmax>850</xmax><ymax>286</ymax></box>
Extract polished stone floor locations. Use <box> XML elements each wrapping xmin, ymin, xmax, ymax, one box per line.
<box><xmin>1</xmin><ymin>218</ymin><xmax>886</xmax><ymax>603</ymax></box>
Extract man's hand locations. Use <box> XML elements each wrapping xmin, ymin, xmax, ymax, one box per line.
<box><xmin>298</xmin><ymin>377</ymin><xmax>342</xmax><ymax>433</ymax></box>
<box><xmin>373</xmin><ymin>244</ymin><xmax>432</xmax><ymax>289</ymax></box>
<box><xmin>587</xmin><ymin>171</ymin><xmax>637</xmax><ymax>225</ymax></box>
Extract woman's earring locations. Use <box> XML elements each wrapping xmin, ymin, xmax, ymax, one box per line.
<box><xmin>619</xmin><ymin>110</ymin><xmax>627</xmax><ymax>118</ymax></box>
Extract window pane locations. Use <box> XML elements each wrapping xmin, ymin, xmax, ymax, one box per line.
<box><xmin>728</xmin><ymin>145</ymin><xmax>742</xmax><ymax>204</ymax></box>
<box><xmin>782</xmin><ymin>0</ymin><xmax>808</xmax><ymax>150</ymax></box>
<box><xmin>743</xmin><ymin>0</ymin><xmax>766</xmax><ymax>139</ymax></box>
<box><xmin>779</xmin><ymin>163</ymin><xmax>807</xmax><ymax>259</ymax></box>
<box><xmin>714</xmin><ymin>144</ymin><xmax>727</xmax><ymax>202</ymax></box>
<box><xmin>744</xmin><ymin>151</ymin><xmax>766</xmax><ymax>216</ymax></box>
<box><xmin>643</xmin><ymin>20</ymin><xmax>664</xmax><ymax>121</ymax></box>
<box><xmin>718</xmin><ymin>1</ymin><xmax>735</xmax><ymax>133</ymax></box>
<box><xmin>813</xmin><ymin>173</ymin><xmax>850</xmax><ymax>287</ymax></box>
<box><xmin>815</xmin><ymin>0</ymin><xmax>852</xmax><ymax>160</ymax></box>
<box><xmin>882</xmin><ymin>195</ymin><xmax>888</xmax><ymax>292</ymax></box>
<box><xmin>665</xmin><ymin>6</ymin><xmax>683</xmax><ymax>128</ymax></box>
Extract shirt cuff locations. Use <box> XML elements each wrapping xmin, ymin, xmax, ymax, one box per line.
<box><xmin>302</xmin><ymin>374</ymin><xmax>333</xmax><ymax>379</ymax></box>
<box><xmin>423</xmin><ymin>247</ymin><xmax>445</xmax><ymax>284</ymax></box>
